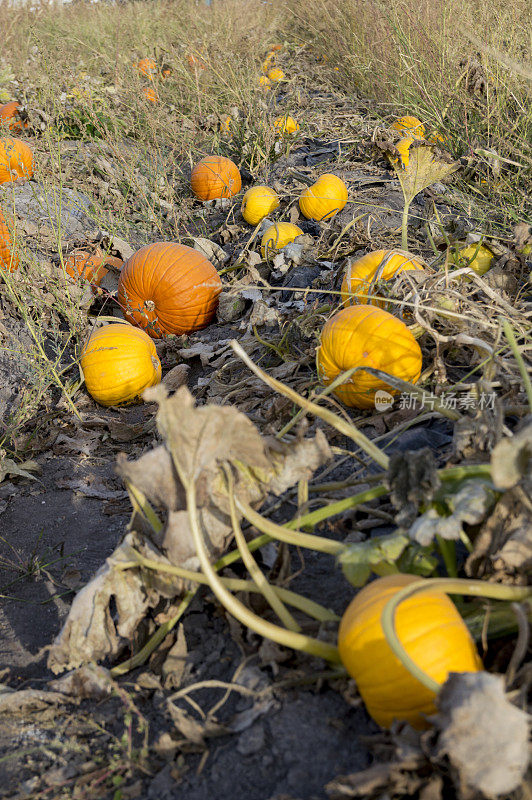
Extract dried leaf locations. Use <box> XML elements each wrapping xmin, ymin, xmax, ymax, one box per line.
<box><xmin>48</xmin><ymin>387</ymin><xmax>331</xmax><ymax>672</ymax></box>
<box><xmin>48</xmin><ymin>664</ymin><xmax>113</xmax><ymax>700</ymax></box>
<box><xmin>161</xmin><ymin>364</ymin><xmax>190</xmax><ymax>392</ymax></box>
<box><xmin>0</xmin><ymin>687</ymin><xmax>73</xmax><ymax>713</ymax></box>
<box><xmin>432</xmin><ymin>672</ymin><xmax>530</xmax><ymax>798</ymax></box>
<box><xmin>387</xmin><ymin>449</ymin><xmax>440</xmax><ymax>527</ymax></box>
<box><xmin>392</xmin><ymin>144</ymin><xmax>459</xmax><ymax>208</ymax></box>
<box><xmin>490</xmin><ymin>422</ymin><xmax>532</xmax><ymax>490</ymax></box>
<box><xmin>409</xmin><ymin>480</ymin><xmax>496</xmax><ymax>547</ymax></box>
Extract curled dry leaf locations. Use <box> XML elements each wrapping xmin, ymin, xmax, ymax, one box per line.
<box><xmin>432</xmin><ymin>672</ymin><xmax>530</xmax><ymax>798</ymax></box>
<box><xmin>409</xmin><ymin>479</ymin><xmax>497</xmax><ymax>547</ymax></box>
<box><xmin>48</xmin><ymin>386</ymin><xmax>331</xmax><ymax>673</ymax></box>
<box><xmin>490</xmin><ymin>422</ymin><xmax>532</xmax><ymax>490</ymax></box>
<box><xmin>387</xmin><ymin>448</ymin><xmax>440</xmax><ymax>528</ymax></box>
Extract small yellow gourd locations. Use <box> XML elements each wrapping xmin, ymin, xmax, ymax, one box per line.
<box><xmin>391</xmin><ymin>115</ymin><xmax>425</xmax><ymax>139</ymax></box>
<box><xmin>273</xmin><ymin>115</ymin><xmax>299</xmax><ymax>135</ymax></box>
<box><xmin>457</xmin><ymin>243</ymin><xmax>494</xmax><ymax>276</ymax></box>
<box><xmin>341</xmin><ymin>249</ymin><xmax>425</xmax><ymax>308</ymax></box>
<box><xmin>241</xmin><ymin>186</ymin><xmax>280</xmax><ymax>226</ymax></box>
<box><xmin>338</xmin><ymin>574</ymin><xmax>483</xmax><ymax>729</ymax></box>
<box><xmin>299</xmin><ymin>173</ymin><xmax>348</xmax><ymax>222</ymax></box>
<box><xmin>317</xmin><ymin>305</ymin><xmax>422</xmax><ymax>409</ymax></box>
<box><xmin>267</xmin><ymin>67</ymin><xmax>285</xmax><ymax>83</ymax></box>
<box><xmin>261</xmin><ymin>222</ymin><xmax>303</xmax><ymax>258</ymax></box>
<box><xmin>80</xmin><ymin>323</ymin><xmax>162</xmax><ymax>406</ymax></box>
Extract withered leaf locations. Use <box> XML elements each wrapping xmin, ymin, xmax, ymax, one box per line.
<box><xmin>490</xmin><ymin>422</ymin><xmax>532</xmax><ymax>490</ymax></box>
<box><xmin>432</xmin><ymin>672</ymin><xmax>530</xmax><ymax>798</ymax></box>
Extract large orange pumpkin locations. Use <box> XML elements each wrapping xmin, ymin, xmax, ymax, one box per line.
<box><xmin>341</xmin><ymin>249</ymin><xmax>425</xmax><ymax>308</ymax></box>
<box><xmin>338</xmin><ymin>574</ymin><xmax>482</xmax><ymax>729</ymax></box>
<box><xmin>80</xmin><ymin>323</ymin><xmax>162</xmax><ymax>407</ymax></box>
<box><xmin>0</xmin><ymin>138</ymin><xmax>33</xmax><ymax>184</ymax></box>
<box><xmin>316</xmin><ymin>305</ymin><xmax>422</xmax><ymax>409</ymax></box>
<box><xmin>0</xmin><ymin>102</ymin><xmax>28</xmax><ymax>134</ymax></box>
<box><xmin>117</xmin><ymin>242</ymin><xmax>222</xmax><ymax>338</ymax></box>
<box><xmin>191</xmin><ymin>156</ymin><xmax>241</xmax><ymax>201</ymax></box>
<box><xmin>64</xmin><ymin>250</ymin><xmax>123</xmax><ymax>288</ymax></box>
<box><xmin>0</xmin><ymin>208</ymin><xmax>19</xmax><ymax>272</ymax></box>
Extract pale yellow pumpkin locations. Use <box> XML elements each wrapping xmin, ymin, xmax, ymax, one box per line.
<box><xmin>390</xmin><ymin>137</ymin><xmax>414</xmax><ymax>168</ymax></box>
<box><xmin>241</xmin><ymin>186</ymin><xmax>280</xmax><ymax>226</ymax></box>
<box><xmin>299</xmin><ymin>173</ymin><xmax>348</xmax><ymax>221</ymax></box>
<box><xmin>80</xmin><ymin>323</ymin><xmax>162</xmax><ymax>406</ymax></box>
<box><xmin>261</xmin><ymin>222</ymin><xmax>303</xmax><ymax>258</ymax></box>
<box><xmin>457</xmin><ymin>243</ymin><xmax>494</xmax><ymax>276</ymax></box>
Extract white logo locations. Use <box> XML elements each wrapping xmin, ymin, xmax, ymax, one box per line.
<box><xmin>375</xmin><ymin>390</ymin><xmax>394</xmax><ymax>411</ymax></box>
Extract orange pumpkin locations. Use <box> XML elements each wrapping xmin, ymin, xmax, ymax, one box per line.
<box><xmin>186</xmin><ymin>52</ymin><xmax>207</xmax><ymax>71</ymax></box>
<box><xmin>143</xmin><ymin>86</ymin><xmax>159</xmax><ymax>103</ymax></box>
<box><xmin>117</xmin><ymin>242</ymin><xmax>222</xmax><ymax>338</ymax></box>
<box><xmin>0</xmin><ymin>208</ymin><xmax>19</xmax><ymax>272</ymax></box>
<box><xmin>191</xmin><ymin>155</ymin><xmax>241</xmax><ymax>201</ymax></box>
<box><xmin>0</xmin><ymin>102</ymin><xmax>28</xmax><ymax>134</ymax></box>
<box><xmin>0</xmin><ymin>138</ymin><xmax>33</xmax><ymax>184</ymax></box>
<box><xmin>338</xmin><ymin>574</ymin><xmax>482</xmax><ymax>729</ymax></box>
<box><xmin>341</xmin><ymin>249</ymin><xmax>425</xmax><ymax>308</ymax></box>
<box><xmin>136</xmin><ymin>58</ymin><xmax>157</xmax><ymax>79</ymax></box>
<box><xmin>80</xmin><ymin>323</ymin><xmax>162</xmax><ymax>407</ymax></box>
<box><xmin>317</xmin><ymin>305</ymin><xmax>422</xmax><ymax>409</ymax></box>
<box><xmin>64</xmin><ymin>250</ymin><xmax>123</xmax><ymax>288</ymax></box>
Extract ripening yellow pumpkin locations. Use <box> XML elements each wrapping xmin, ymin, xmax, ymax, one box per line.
<box><xmin>259</xmin><ymin>75</ymin><xmax>272</xmax><ymax>90</ymax></box>
<box><xmin>241</xmin><ymin>186</ymin><xmax>280</xmax><ymax>226</ymax></box>
<box><xmin>457</xmin><ymin>243</ymin><xmax>494</xmax><ymax>276</ymax></box>
<box><xmin>273</xmin><ymin>115</ymin><xmax>299</xmax><ymax>135</ymax></box>
<box><xmin>317</xmin><ymin>305</ymin><xmax>422</xmax><ymax>409</ymax></box>
<box><xmin>80</xmin><ymin>323</ymin><xmax>162</xmax><ymax>407</ymax></box>
<box><xmin>338</xmin><ymin>574</ymin><xmax>483</xmax><ymax>729</ymax></box>
<box><xmin>261</xmin><ymin>222</ymin><xmax>303</xmax><ymax>258</ymax></box>
<box><xmin>391</xmin><ymin>115</ymin><xmax>425</xmax><ymax>139</ymax></box>
<box><xmin>427</xmin><ymin>130</ymin><xmax>447</xmax><ymax>145</ymax></box>
<box><xmin>267</xmin><ymin>67</ymin><xmax>285</xmax><ymax>83</ymax></box>
<box><xmin>299</xmin><ymin>174</ymin><xmax>348</xmax><ymax>222</ymax></box>
<box><xmin>262</xmin><ymin>52</ymin><xmax>276</xmax><ymax>73</ymax></box>
<box><xmin>341</xmin><ymin>249</ymin><xmax>425</xmax><ymax>308</ymax></box>
<box><xmin>390</xmin><ymin>137</ymin><xmax>414</xmax><ymax>168</ymax></box>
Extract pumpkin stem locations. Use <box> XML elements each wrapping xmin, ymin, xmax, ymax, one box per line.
<box><xmin>381</xmin><ymin>578</ymin><xmax>532</xmax><ymax>694</ymax></box>
<box><xmin>185</xmin><ymin>479</ymin><xmax>341</xmax><ymax>663</ymax></box>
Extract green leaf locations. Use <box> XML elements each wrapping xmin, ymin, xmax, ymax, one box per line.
<box><xmin>338</xmin><ymin>533</ymin><xmax>409</xmax><ymax>587</ymax></box>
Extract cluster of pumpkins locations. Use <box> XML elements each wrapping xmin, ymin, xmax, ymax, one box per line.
<box><xmin>78</xmin><ymin>150</ymin><xmax>427</xmax><ymax>410</ymax></box>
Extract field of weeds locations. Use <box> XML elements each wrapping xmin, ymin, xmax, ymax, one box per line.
<box><xmin>0</xmin><ymin>1</ymin><xmax>530</xmax><ymax>798</ymax></box>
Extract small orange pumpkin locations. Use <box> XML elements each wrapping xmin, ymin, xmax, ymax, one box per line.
<box><xmin>117</xmin><ymin>242</ymin><xmax>222</xmax><ymax>338</ymax></box>
<box><xmin>135</xmin><ymin>58</ymin><xmax>157</xmax><ymax>79</ymax></box>
<box><xmin>80</xmin><ymin>323</ymin><xmax>162</xmax><ymax>407</ymax></box>
<box><xmin>0</xmin><ymin>208</ymin><xmax>19</xmax><ymax>272</ymax></box>
<box><xmin>0</xmin><ymin>138</ymin><xmax>33</xmax><ymax>184</ymax></box>
<box><xmin>143</xmin><ymin>86</ymin><xmax>159</xmax><ymax>103</ymax></box>
<box><xmin>64</xmin><ymin>250</ymin><xmax>123</xmax><ymax>288</ymax></box>
<box><xmin>338</xmin><ymin>574</ymin><xmax>482</xmax><ymax>729</ymax></box>
<box><xmin>317</xmin><ymin>305</ymin><xmax>422</xmax><ymax>409</ymax></box>
<box><xmin>191</xmin><ymin>155</ymin><xmax>241</xmax><ymax>201</ymax></box>
<box><xmin>0</xmin><ymin>102</ymin><xmax>28</xmax><ymax>134</ymax></box>
<box><xmin>341</xmin><ymin>249</ymin><xmax>425</xmax><ymax>308</ymax></box>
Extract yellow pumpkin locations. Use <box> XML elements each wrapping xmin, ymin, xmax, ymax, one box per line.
<box><xmin>391</xmin><ymin>115</ymin><xmax>425</xmax><ymax>139</ymax></box>
<box><xmin>220</xmin><ymin>115</ymin><xmax>232</xmax><ymax>134</ymax></box>
<box><xmin>262</xmin><ymin>52</ymin><xmax>276</xmax><ymax>73</ymax></box>
<box><xmin>261</xmin><ymin>222</ymin><xmax>303</xmax><ymax>258</ymax></box>
<box><xmin>316</xmin><ymin>305</ymin><xmax>422</xmax><ymax>409</ymax></box>
<box><xmin>299</xmin><ymin>173</ymin><xmax>348</xmax><ymax>221</ymax></box>
<box><xmin>390</xmin><ymin>137</ymin><xmax>414</xmax><ymax>168</ymax></box>
<box><xmin>457</xmin><ymin>243</ymin><xmax>494</xmax><ymax>276</ymax></box>
<box><xmin>341</xmin><ymin>249</ymin><xmax>425</xmax><ymax>308</ymax></box>
<box><xmin>274</xmin><ymin>115</ymin><xmax>299</xmax><ymax>135</ymax></box>
<box><xmin>259</xmin><ymin>76</ymin><xmax>272</xmax><ymax>90</ymax></box>
<box><xmin>338</xmin><ymin>574</ymin><xmax>483</xmax><ymax>729</ymax></box>
<box><xmin>267</xmin><ymin>67</ymin><xmax>285</xmax><ymax>83</ymax></box>
<box><xmin>80</xmin><ymin>323</ymin><xmax>162</xmax><ymax>407</ymax></box>
<box><xmin>241</xmin><ymin>186</ymin><xmax>280</xmax><ymax>226</ymax></box>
